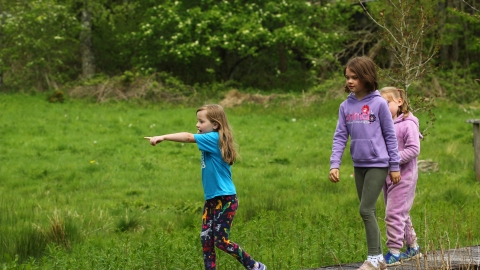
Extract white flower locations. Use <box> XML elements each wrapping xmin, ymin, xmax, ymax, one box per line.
<box><xmin>291</xmin><ymin>118</ymin><xmax>296</xmax><ymax>122</ymax></box>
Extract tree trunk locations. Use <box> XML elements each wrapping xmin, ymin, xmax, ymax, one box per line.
<box><xmin>451</xmin><ymin>0</ymin><xmax>460</xmax><ymax>63</ymax></box>
<box><xmin>461</xmin><ymin>0</ymin><xmax>469</xmax><ymax>68</ymax></box>
<box><xmin>80</xmin><ymin>1</ymin><xmax>95</xmax><ymax>79</ymax></box>
<box><xmin>278</xmin><ymin>43</ymin><xmax>287</xmax><ymax>74</ymax></box>
<box><xmin>219</xmin><ymin>48</ymin><xmax>229</xmax><ymax>81</ymax></box>
<box><xmin>438</xmin><ymin>0</ymin><xmax>449</xmax><ymax>62</ymax></box>
<box><xmin>0</xmin><ymin>0</ymin><xmax>4</xmax><ymax>87</ymax></box>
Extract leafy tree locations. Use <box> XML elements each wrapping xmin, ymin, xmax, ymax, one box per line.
<box><xmin>442</xmin><ymin>0</ymin><xmax>480</xmax><ymax>68</ymax></box>
<box><xmin>80</xmin><ymin>0</ymin><xmax>95</xmax><ymax>79</ymax></box>
<box><xmin>0</xmin><ymin>0</ymin><xmax>80</xmax><ymax>91</ymax></box>
<box><xmin>87</xmin><ymin>0</ymin><xmax>146</xmax><ymax>75</ymax></box>
<box><xmin>358</xmin><ymin>0</ymin><xmax>441</xmax><ymax>135</ymax></box>
<box><xmin>128</xmin><ymin>0</ymin><xmax>355</xmax><ymax>88</ymax></box>
<box><xmin>427</xmin><ymin>0</ymin><xmax>479</xmax><ymax>102</ymax></box>
<box><xmin>359</xmin><ymin>0</ymin><xmax>439</xmax><ymax>95</ymax></box>
<box><xmin>2</xmin><ymin>0</ymin><xmax>475</xmax><ymax>96</ymax></box>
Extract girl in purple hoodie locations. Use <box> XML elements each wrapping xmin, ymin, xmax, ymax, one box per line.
<box><xmin>380</xmin><ymin>87</ymin><xmax>423</xmax><ymax>266</ymax></box>
<box><xmin>329</xmin><ymin>56</ymin><xmax>401</xmax><ymax>270</ymax></box>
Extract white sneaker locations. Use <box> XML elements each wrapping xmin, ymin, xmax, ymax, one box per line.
<box><xmin>357</xmin><ymin>260</ymin><xmax>380</xmax><ymax>270</ymax></box>
<box><xmin>256</xmin><ymin>262</ymin><xmax>267</xmax><ymax>270</ymax></box>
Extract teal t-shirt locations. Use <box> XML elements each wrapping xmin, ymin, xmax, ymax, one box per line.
<box><xmin>193</xmin><ymin>132</ymin><xmax>236</xmax><ymax>200</ymax></box>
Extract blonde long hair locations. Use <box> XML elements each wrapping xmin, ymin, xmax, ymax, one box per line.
<box><xmin>196</xmin><ymin>104</ymin><xmax>237</xmax><ymax>165</ymax></box>
<box><xmin>380</xmin><ymin>87</ymin><xmax>410</xmax><ymax>118</ymax></box>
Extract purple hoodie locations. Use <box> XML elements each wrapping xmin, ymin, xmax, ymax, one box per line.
<box><xmin>330</xmin><ymin>90</ymin><xmax>400</xmax><ymax>171</ymax></box>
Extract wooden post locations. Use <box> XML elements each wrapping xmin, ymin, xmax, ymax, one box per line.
<box><xmin>466</xmin><ymin>119</ymin><xmax>480</xmax><ymax>182</ymax></box>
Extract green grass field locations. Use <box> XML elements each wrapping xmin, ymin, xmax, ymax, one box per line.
<box><xmin>0</xmin><ymin>93</ymin><xmax>479</xmax><ymax>269</ymax></box>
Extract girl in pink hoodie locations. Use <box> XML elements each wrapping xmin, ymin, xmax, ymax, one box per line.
<box><xmin>380</xmin><ymin>87</ymin><xmax>423</xmax><ymax>266</ymax></box>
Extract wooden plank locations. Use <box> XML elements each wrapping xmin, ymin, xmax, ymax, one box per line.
<box><xmin>466</xmin><ymin>119</ymin><xmax>480</xmax><ymax>182</ymax></box>
<box><xmin>466</xmin><ymin>120</ymin><xmax>480</xmax><ymax>124</ymax></box>
<box><xmin>310</xmin><ymin>245</ymin><xmax>480</xmax><ymax>270</ymax></box>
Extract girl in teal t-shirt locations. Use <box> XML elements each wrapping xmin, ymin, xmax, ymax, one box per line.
<box><xmin>145</xmin><ymin>104</ymin><xmax>266</xmax><ymax>270</ymax></box>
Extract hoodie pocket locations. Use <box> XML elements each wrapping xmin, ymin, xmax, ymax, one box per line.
<box><xmin>350</xmin><ymin>139</ymin><xmax>378</xmax><ymax>160</ymax></box>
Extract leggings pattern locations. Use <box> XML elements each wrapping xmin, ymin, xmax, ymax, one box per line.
<box><xmin>200</xmin><ymin>195</ymin><xmax>256</xmax><ymax>270</ymax></box>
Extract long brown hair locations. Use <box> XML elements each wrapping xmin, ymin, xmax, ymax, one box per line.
<box><xmin>380</xmin><ymin>87</ymin><xmax>410</xmax><ymax>118</ymax></box>
<box><xmin>344</xmin><ymin>56</ymin><xmax>378</xmax><ymax>93</ymax></box>
<box><xmin>196</xmin><ymin>104</ymin><xmax>237</xmax><ymax>165</ymax></box>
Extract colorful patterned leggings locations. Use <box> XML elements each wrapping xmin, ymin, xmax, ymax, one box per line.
<box><xmin>200</xmin><ymin>195</ymin><xmax>257</xmax><ymax>270</ymax></box>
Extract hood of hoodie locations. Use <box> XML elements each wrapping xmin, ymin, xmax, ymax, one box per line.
<box><xmin>346</xmin><ymin>90</ymin><xmax>380</xmax><ymax>103</ymax></box>
<box><xmin>395</xmin><ymin>113</ymin><xmax>423</xmax><ymax>139</ymax></box>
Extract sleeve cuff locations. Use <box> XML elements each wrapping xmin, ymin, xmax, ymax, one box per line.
<box><xmin>390</xmin><ymin>164</ymin><xmax>400</xmax><ymax>171</ymax></box>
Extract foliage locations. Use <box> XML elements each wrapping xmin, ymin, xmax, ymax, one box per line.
<box><xmin>47</xmin><ymin>90</ymin><xmax>65</xmax><ymax>103</ymax></box>
<box><xmin>0</xmin><ymin>202</ymin><xmax>79</xmax><ymax>264</ymax></box>
<box><xmin>68</xmin><ymin>71</ymin><xmax>202</xmax><ymax>104</ymax></box>
<box><xmin>359</xmin><ymin>0</ymin><xmax>439</xmax><ymax>99</ymax></box>
<box><xmin>115</xmin><ymin>209</ymin><xmax>142</xmax><ymax>232</ymax></box>
<box><xmin>0</xmin><ymin>0</ymin><xmax>358</xmax><ymax>92</ymax></box>
<box><xmin>358</xmin><ymin>0</ymin><xmax>442</xmax><ymax>136</ymax></box>
<box><xmin>88</xmin><ymin>0</ymin><xmax>144</xmax><ymax>75</ymax></box>
<box><xmin>441</xmin><ymin>1</ymin><xmax>480</xmax><ymax>62</ymax></box>
<box><xmin>0</xmin><ymin>0</ymin><xmax>81</xmax><ymax>92</ymax></box>
<box><xmin>0</xmin><ymin>0</ymin><xmax>478</xmax><ymax>94</ymax></box>
<box><xmin>427</xmin><ymin>64</ymin><xmax>480</xmax><ymax>102</ymax></box>
<box><xmin>127</xmin><ymin>0</ymin><xmax>354</xmax><ymax>88</ymax></box>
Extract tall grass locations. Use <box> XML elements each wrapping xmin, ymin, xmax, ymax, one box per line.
<box><xmin>0</xmin><ymin>93</ymin><xmax>479</xmax><ymax>269</ymax></box>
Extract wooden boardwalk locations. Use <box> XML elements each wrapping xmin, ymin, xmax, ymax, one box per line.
<box><xmin>311</xmin><ymin>246</ymin><xmax>480</xmax><ymax>270</ymax></box>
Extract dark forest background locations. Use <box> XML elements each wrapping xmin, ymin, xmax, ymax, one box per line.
<box><xmin>0</xmin><ymin>0</ymin><xmax>478</xmax><ymax>103</ymax></box>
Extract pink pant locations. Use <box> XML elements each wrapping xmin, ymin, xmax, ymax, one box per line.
<box><xmin>383</xmin><ymin>174</ymin><xmax>418</xmax><ymax>249</ymax></box>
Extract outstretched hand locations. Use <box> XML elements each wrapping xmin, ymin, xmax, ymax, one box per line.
<box><xmin>329</xmin><ymin>168</ymin><xmax>340</xmax><ymax>183</ymax></box>
<box><xmin>144</xmin><ymin>136</ymin><xmax>164</xmax><ymax>146</ymax></box>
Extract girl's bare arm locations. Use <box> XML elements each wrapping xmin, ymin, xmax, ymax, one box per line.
<box><xmin>144</xmin><ymin>132</ymin><xmax>196</xmax><ymax>146</ymax></box>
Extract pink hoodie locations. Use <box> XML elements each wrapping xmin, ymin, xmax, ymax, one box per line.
<box><xmin>392</xmin><ymin>112</ymin><xmax>422</xmax><ymax>180</ymax></box>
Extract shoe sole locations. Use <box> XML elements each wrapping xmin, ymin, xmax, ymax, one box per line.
<box><xmin>401</xmin><ymin>252</ymin><xmax>423</xmax><ymax>262</ymax></box>
<box><xmin>386</xmin><ymin>261</ymin><xmax>402</xmax><ymax>266</ymax></box>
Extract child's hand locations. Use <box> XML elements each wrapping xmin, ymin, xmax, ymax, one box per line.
<box><xmin>144</xmin><ymin>136</ymin><xmax>164</xmax><ymax>146</ymax></box>
<box><xmin>329</xmin><ymin>168</ymin><xmax>340</xmax><ymax>183</ymax></box>
<box><xmin>390</xmin><ymin>171</ymin><xmax>401</xmax><ymax>184</ymax></box>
